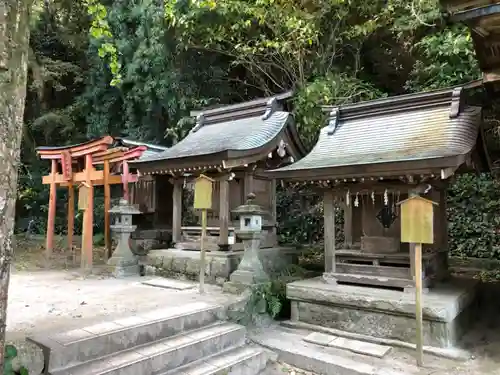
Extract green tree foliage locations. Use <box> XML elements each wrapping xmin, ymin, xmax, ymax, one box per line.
<box><xmin>81</xmin><ymin>0</ymin><xmax>235</xmax><ymax>142</ymax></box>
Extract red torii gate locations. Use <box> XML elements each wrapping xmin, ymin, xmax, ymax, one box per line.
<box><xmin>36</xmin><ymin>137</ymin><xmax>146</xmax><ymax>270</ymax></box>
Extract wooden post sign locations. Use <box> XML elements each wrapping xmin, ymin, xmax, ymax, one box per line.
<box><xmin>397</xmin><ymin>194</ymin><xmax>438</xmax><ymax>367</ymax></box>
<box><xmin>193</xmin><ymin>174</ymin><xmax>214</xmax><ymax>294</ymax></box>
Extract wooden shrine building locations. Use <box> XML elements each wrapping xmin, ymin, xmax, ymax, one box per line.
<box><xmin>268</xmin><ymin>86</ymin><xmax>490</xmax><ymax>290</ymax></box>
<box><xmin>130</xmin><ymin>92</ymin><xmax>307</xmax><ymax>252</ymax></box>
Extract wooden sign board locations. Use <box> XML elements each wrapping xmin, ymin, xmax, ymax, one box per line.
<box><xmin>78</xmin><ymin>185</ymin><xmax>89</xmax><ymax>211</ymax></box>
<box><xmin>61</xmin><ymin>151</ymin><xmax>73</xmax><ymax>181</ymax></box>
<box><xmin>194</xmin><ymin>174</ymin><xmax>214</xmax><ymax>210</ymax></box>
<box><xmin>397</xmin><ymin>195</ymin><xmax>437</xmax><ymax>244</ymax></box>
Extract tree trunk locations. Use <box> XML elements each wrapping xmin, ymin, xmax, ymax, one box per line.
<box><xmin>0</xmin><ymin>0</ymin><xmax>32</xmax><ymax>367</ymax></box>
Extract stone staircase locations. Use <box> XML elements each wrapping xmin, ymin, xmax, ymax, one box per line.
<box><xmin>28</xmin><ymin>301</ymin><xmax>270</xmax><ymax>375</ymax></box>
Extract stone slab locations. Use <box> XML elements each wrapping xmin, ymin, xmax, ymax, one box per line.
<box><xmin>329</xmin><ymin>337</ymin><xmax>391</xmax><ymax>358</ymax></box>
<box><xmin>142</xmin><ymin>278</ymin><xmax>196</xmax><ymax>290</ymax></box>
<box><xmin>303</xmin><ymin>332</ymin><xmax>335</xmax><ymax>346</ymax></box>
<box><xmin>304</xmin><ymin>332</ymin><xmax>392</xmax><ymax>358</ymax></box>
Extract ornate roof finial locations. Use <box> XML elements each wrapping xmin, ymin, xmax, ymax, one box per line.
<box><xmin>327</xmin><ymin>107</ymin><xmax>339</xmax><ymax>135</ymax></box>
<box><xmin>262</xmin><ymin>97</ymin><xmax>279</xmax><ymax>120</ymax></box>
<box><xmin>246</xmin><ymin>192</ymin><xmax>256</xmax><ymax>204</ymax></box>
<box><xmin>191</xmin><ymin>113</ymin><xmax>205</xmax><ymax>133</ymax></box>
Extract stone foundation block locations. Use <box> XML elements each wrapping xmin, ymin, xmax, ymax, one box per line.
<box><xmin>286</xmin><ymin>277</ymin><xmax>478</xmax><ymax>348</ymax></box>
<box><xmin>147</xmin><ymin>247</ymin><xmax>302</xmax><ymax>286</ymax></box>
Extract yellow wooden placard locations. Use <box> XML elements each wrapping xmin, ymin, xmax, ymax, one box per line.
<box><xmin>397</xmin><ymin>195</ymin><xmax>438</xmax><ymax>244</ymax></box>
<box><xmin>194</xmin><ymin>174</ymin><xmax>214</xmax><ymax>210</ymax></box>
<box><xmin>78</xmin><ymin>185</ymin><xmax>89</xmax><ymax>211</ymax></box>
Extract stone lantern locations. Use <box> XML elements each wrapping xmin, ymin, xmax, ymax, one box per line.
<box><xmin>229</xmin><ymin>193</ymin><xmax>269</xmax><ymax>286</ymax></box>
<box><xmin>107</xmin><ymin>198</ymin><xmax>141</xmax><ymax>277</ymax></box>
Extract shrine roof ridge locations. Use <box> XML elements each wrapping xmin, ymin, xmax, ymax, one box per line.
<box><xmin>114</xmin><ymin>138</ymin><xmax>169</xmax><ymax>160</ymax></box>
<box><xmin>440</xmin><ymin>0</ymin><xmax>499</xmax><ymax>14</ymax></box>
<box><xmin>190</xmin><ymin>91</ymin><xmax>292</xmax><ymax>117</ymax></box>
<box><xmin>320</xmin><ymin>86</ymin><xmax>467</xmax><ymax>123</ymax></box>
<box><xmin>115</xmin><ymin>138</ymin><xmax>169</xmax><ymax>153</ymax></box>
<box><xmin>189</xmin><ymin>91</ymin><xmax>293</xmax><ymax>129</ymax></box>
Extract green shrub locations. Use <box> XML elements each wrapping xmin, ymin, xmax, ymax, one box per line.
<box><xmin>448</xmin><ymin>173</ymin><xmax>500</xmax><ymax>259</ymax></box>
<box><xmin>4</xmin><ymin>345</ymin><xmax>28</xmax><ymax>375</ymax></box>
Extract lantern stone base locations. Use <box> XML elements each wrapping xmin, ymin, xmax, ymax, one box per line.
<box><xmin>229</xmin><ymin>268</ymin><xmax>268</xmax><ymax>286</ymax></box>
<box><xmin>286</xmin><ymin>277</ymin><xmax>478</xmax><ymax>348</ymax></box>
<box><xmin>107</xmin><ymin>256</ymin><xmax>139</xmax><ymax>278</ymax></box>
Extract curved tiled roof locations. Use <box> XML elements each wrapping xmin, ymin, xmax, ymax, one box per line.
<box><xmin>269</xmin><ymin>86</ymin><xmax>482</xmax><ymax>179</ymax></box>
<box><xmin>135</xmin><ymin>111</ymin><xmax>290</xmax><ymax>163</ymax></box>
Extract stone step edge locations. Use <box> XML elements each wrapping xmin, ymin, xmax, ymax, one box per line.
<box><xmin>51</xmin><ymin>322</ymin><xmax>245</xmax><ymax>375</ymax></box>
<box><xmin>281</xmin><ymin>320</ymin><xmax>471</xmax><ymax>361</ymax></box>
<box><xmin>161</xmin><ymin>345</ymin><xmax>269</xmax><ymax>375</ymax></box>
<box><xmin>28</xmin><ymin>301</ymin><xmax>223</xmax><ymax>351</ymax></box>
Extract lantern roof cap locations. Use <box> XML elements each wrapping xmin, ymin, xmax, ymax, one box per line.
<box><xmin>232</xmin><ymin>193</ymin><xmax>268</xmax><ymax>216</ymax></box>
<box><xmin>109</xmin><ymin>199</ymin><xmax>142</xmax><ymax>215</ymax></box>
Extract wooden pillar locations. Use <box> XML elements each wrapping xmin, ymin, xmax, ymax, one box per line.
<box><xmin>67</xmin><ymin>183</ymin><xmax>75</xmax><ymax>261</ymax></box>
<box><xmin>438</xmin><ymin>189</ymin><xmax>449</xmax><ymax>250</ymax></box>
<box><xmin>172</xmin><ymin>179</ymin><xmax>182</xmax><ymax>244</ymax></box>
<box><xmin>103</xmin><ymin>160</ymin><xmax>111</xmax><ymax>259</ymax></box>
<box><xmin>219</xmin><ymin>178</ymin><xmax>230</xmax><ymax>250</ymax></box>
<box><xmin>244</xmin><ymin>172</ymin><xmax>253</xmax><ymax>197</ymax></box>
<box><xmin>270</xmin><ymin>179</ymin><xmax>277</xmax><ymax>236</ymax></box>
<box><xmin>46</xmin><ymin>159</ymin><xmax>57</xmax><ymax>258</ymax></box>
<box><xmin>438</xmin><ymin>188</ymin><xmax>449</xmax><ymax>278</ymax></box>
<box><xmin>122</xmin><ymin>160</ymin><xmax>130</xmax><ymax>202</ymax></box>
<box><xmin>344</xmin><ymin>202</ymin><xmax>353</xmax><ymax>248</ymax></box>
<box><xmin>324</xmin><ymin>190</ymin><xmax>336</xmax><ymax>273</ymax></box>
<box><xmin>81</xmin><ymin>154</ymin><xmax>94</xmax><ymax>271</ymax></box>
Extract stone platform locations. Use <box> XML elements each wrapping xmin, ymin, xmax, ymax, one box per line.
<box><xmin>147</xmin><ymin>247</ymin><xmax>302</xmax><ymax>286</ymax></box>
<box><xmin>287</xmin><ymin>277</ymin><xmax>478</xmax><ymax>348</ymax></box>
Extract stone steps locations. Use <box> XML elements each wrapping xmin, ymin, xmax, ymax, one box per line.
<box><xmin>51</xmin><ymin>322</ymin><xmax>245</xmax><ymax>375</ymax></box>
<box><xmin>28</xmin><ymin>301</ymin><xmax>270</xmax><ymax>375</ymax></box>
<box><xmin>29</xmin><ymin>301</ymin><xmax>224</xmax><ymax>372</ymax></box>
<box><xmin>164</xmin><ymin>345</ymin><xmax>269</xmax><ymax>375</ymax></box>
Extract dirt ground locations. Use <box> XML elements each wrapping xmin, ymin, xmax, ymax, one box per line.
<box><xmin>8</xmin><ymin>235</ymin><xmax>500</xmax><ymax>375</ymax></box>
<box><xmin>8</xmin><ymin>235</ymin><xmax>239</xmax><ymax>339</ymax></box>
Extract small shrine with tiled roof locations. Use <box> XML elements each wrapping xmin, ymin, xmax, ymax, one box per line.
<box><xmin>131</xmin><ymin>92</ymin><xmax>307</xmax><ymax>253</ymax></box>
<box><xmin>267</xmin><ymin>86</ymin><xmax>488</xmax><ymax>348</ymax></box>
